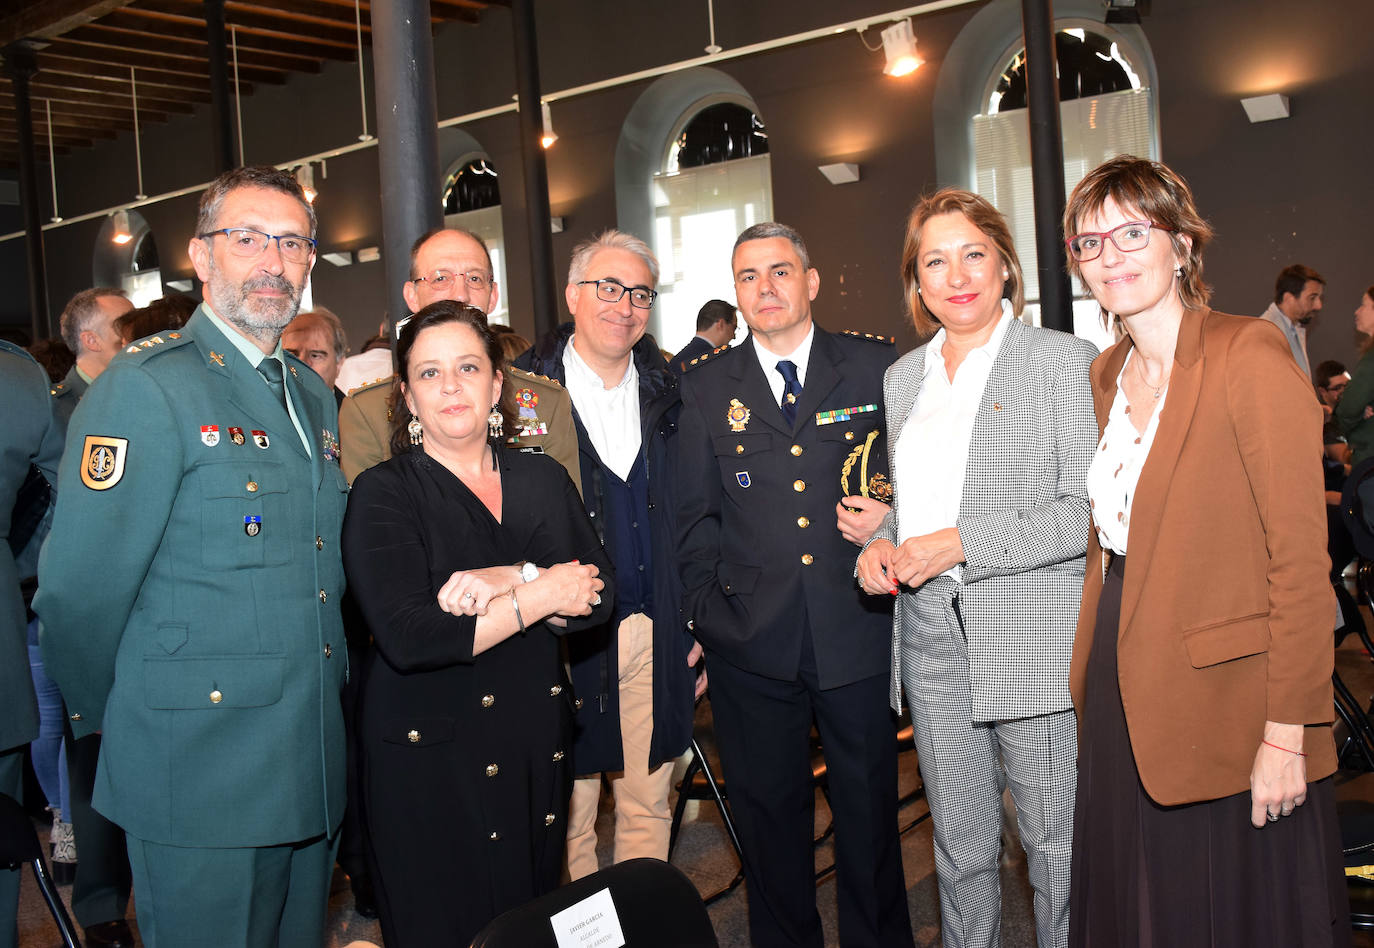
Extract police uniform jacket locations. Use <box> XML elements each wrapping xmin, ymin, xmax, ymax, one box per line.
<box><xmin>36</xmin><ymin>306</ymin><xmax>349</xmax><ymax>847</ymax></box>
<box><xmin>677</xmin><ymin>326</ymin><xmax>896</xmax><ymax>688</ymax></box>
<box><xmin>515</xmin><ymin>324</ymin><xmax>694</xmax><ymax>773</ymax></box>
<box><xmin>0</xmin><ymin>341</ymin><xmax>63</xmax><ymax>753</ymax></box>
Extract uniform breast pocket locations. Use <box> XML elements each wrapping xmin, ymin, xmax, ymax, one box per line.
<box><xmin>713</xmin><ymin>433</ymin><xmax>772</xmax><ymax>491</ymax></box>
<box><xmin>196</xmin><ymin>461</ymin><xmax>293</xmax><ymax>570</ymax></box>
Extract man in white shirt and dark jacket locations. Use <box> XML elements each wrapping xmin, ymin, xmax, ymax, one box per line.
<box><xmin>514</xmin><ymin>230</ymin><xmax>702</xmax><ymax>879</ymax></box>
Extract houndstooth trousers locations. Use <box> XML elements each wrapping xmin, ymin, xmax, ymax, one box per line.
<box><xmin>902</xmin><ymin>575</ymin><xmax>1077</xmax><ymax>948</ymax></box>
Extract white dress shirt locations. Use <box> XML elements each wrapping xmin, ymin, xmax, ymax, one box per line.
<box><xmin>751</xmin><ymin>322</ymin><xmax>815</xmax><ymax>409</ymax></box>
<box><xmin>894</xmin><ymin>302</ymin><xmax>1014</xmax><ymax>580</ymax></box>
<box><xmin>1085</xmin><ymin>350</ymin><xmax>1169</xmax><ymax>555</ymax></box>
<box><xmin>563</xmin><ymin>334</ymin><xmax>641</xmax><ymax>481</ymax></box>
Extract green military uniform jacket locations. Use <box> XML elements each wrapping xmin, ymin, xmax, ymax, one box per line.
<box><xmin>1</xmin><ymin>340</ymin><xmax>63</xmax><ymax>753</ymax></box>
<box><xmin>36</xmin><ymin>307</ymin><xmax>349</xmax><ymax>848</ymax></box>
<box><xmin>50</xmin><ymin>364</ymin><xmax>89</xmax><ymax>429</ymax></box>
<box><xmin>338</xmin><ymin>365</ymin><xmax>583</xmax><ymax>494</ymax></box>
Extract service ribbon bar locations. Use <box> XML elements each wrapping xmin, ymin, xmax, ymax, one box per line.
<box><xmin>814</xmin><ymin>403</ymin><xmax>878</xmax><ymax>426</ymax></box>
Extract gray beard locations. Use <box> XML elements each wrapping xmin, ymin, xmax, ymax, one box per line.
<box><xmin>208</xmin><ymin>268</ymin><xmax>303</xmax><ymax>346</ymax></box>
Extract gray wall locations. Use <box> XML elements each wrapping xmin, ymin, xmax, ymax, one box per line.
<box><xmin>2</xmin><ymin>0</ymin><xmax>1371</xmax><ymax>369</ymax></box>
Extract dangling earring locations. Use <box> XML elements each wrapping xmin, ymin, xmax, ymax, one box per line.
<box><xmin>487</xmin><ymin>405</ymin><xmax>504</xmax><ymax>439</ymax></box>
<box><xmin>407</xmin><ymin>415</ymin><xmax>423</xmax><ymax>446</ymax></box>
<box><xmin>1175</xmin><ymin>264</ymin><xmax>1184</xmax><ymax>278</ymax></box>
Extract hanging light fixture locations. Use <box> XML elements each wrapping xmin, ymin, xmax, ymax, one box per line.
<box><xmin>111</xmin><ymin>209</ymin><xmax>133</xmax><ymax>245</ymax></box>
<box><xmin>296</xmin><ymin>162</ymin><xmax>317</xmax><ymax>203</ymax></box>
<box><xmin>541</xmin><ymin>101</ymin><xmax>558</xmax><ymax>149</ymax></box>
<box><xmin>880</xmin><ymin>19</ymin><xmax>924</xmax><ymax>77</ymax></box>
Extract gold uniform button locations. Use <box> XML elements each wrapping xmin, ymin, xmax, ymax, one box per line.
<box><xmin>489</xmin><ymin>832</ymin><xmax>501</xmax><ymax>841</ymax></box>
<box><xmin>552</xmin><ymin>750</ymin><xmax>565</xmax><ymax>762</ymax></box>
<box><xmin>801</xmin><ymin>554</ymin><xmax>814</xmax><ymax>566</ymax></box>
<box><xmin>209</xmin><ymin>689</ymin><xmax>223</xmax><ymax>704</ymax></box>
<box><xmin>545</xmin><ymin>813</ymin><xmax>556</xmax><ymax>826</ymax></box>
<box><xmin>246</xmin><ymin>481</ymin><xmax>259</xmax><ymax>492</ymax></box>
<box><xmin>793</xmin><ymin>479</ymin><xmax>806</xmax><ymax>492</ymax></box>
<box><xmin>319</xmin><ymin>589</ymin><xmax>327</xmax><ymax>603</ymax></box>
<box><xmin>70</xmin><ymin>712</ymin><xmax>82</xmax><ymax>722</ymax></box>
<box><xmin>735</xmin><ymin>444</ymin><xmax>745</xmax><ymax>454</ymax></box>
<box><xmin>549</xmin><ymin>684</ymin><xmax>563</xmax><ymax>697</ymax></box>
<box><xmin>797</xmin><ymin>516</ymin><xmax>810</xmax><ymax>528</ymax></box>
<box><xmin>323</xmin><ymin>643</ymin><xmax>332</xmax><ymax>658</ymax></box>
<box><xmin>574</xmin><ymin>697</ymin><xmax>584</xmax><ymax>710</ymax></box>
<box><xmin>481</xmin><ymin>694</ymin><xmax>495</xmax><ymax>708</ymax></box>
<box><xmin>485</xmin><ymin>763</ymin><xmax>500</xmax><ymax>777</ymax></box>
<box><xmin>790</xmin><ymin>444</ymin><xmax>803</xmax><ymax>456</ymax></box>
<box><xmin>316</xmin><ymin>536</ymin><xmax>324</xmax><ymax>550</ymax></box>
<box><xmin>844</xmin><ymin>431</ymin><xmax>855</xmax><ymax>441</ymax></box>
<box><xmin>407</xmin><ymin>729</ymin><xmax>421</xmax><ymax>743</ymax></box>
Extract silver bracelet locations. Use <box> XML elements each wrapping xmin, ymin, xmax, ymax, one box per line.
<box><xmin>510</xmin><ymin>591</ymin><xmax>526</xmax><ymax>632</ymax></box>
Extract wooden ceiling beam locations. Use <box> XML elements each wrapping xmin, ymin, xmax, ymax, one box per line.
<box><xmin>68</xmin><ymin>23</ymin><xmax>322</xmax><ymax>72</ymax></box>
<box><xmin>35</xmin><ymin>53</ymin><xmax>260</xmax><ymax>95</ymax></box>
<box><xmin>11</xmin><ymin>97</ymin><xmax>171</xmax><ymax>123</ymax></box>
<box><xmin>133</xmin><ymin>0</ymin><xmax>363</xmax><ymax>48</ymax></box>
<box><xmin>0</xmin><ymin>103</ymin><xmax>166</xmax><ymax>128</ymax></box>
<box><xmin>227</xmin><ymin>0</ymin><xmax>369</xmax><ymax>31</ymax></box>
<box><xmin>108</xmin><ymin>9</ymin><xmax>357</xmax><ymax>59</ymax></box>
<box><xmin>0</xmin><ymin>79</ymin><xmax>200</xmax><ymax>112</ymax></box>
<box><xmin>0</xmin><ymin>0</ymin><xmax>132</xmax><ymax>46</ymax></box>
<box><xmin>46</xmin><ymin>37</ymin><xmax>286</xmax><ymax>82</ymax></box>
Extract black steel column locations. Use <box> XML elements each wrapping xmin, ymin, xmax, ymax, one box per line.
<box><xmin>373</xmin><ymin>0</ymin><xmax>441</xmax><ymax>333</ymax></box>
<box><xmin>5</xmin><ymin>44</ymin><xmax>51</xmax><ymax>342</ymax></box>
<box><xmin>510</xmin><ymin>0</ymin><xmax>557</xmax><ymax>339</ymax></box>
<box><xmin>203</xmin><ymin>0</ymin><xmax>236</xmax><ymax>172</ymax></box>
<box><xmin>1020</xmin><ymin>0</ymin><xmax>1072</xmax><ymax>331</ymax></box>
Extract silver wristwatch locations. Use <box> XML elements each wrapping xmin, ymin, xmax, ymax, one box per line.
<box><xmin>518</xmin><ymin>561</ymin><xmax>539</xmax><ymax>583</ymax></box>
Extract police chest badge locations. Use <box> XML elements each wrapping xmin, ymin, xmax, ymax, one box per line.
<box><xmin>251</xmin><ymin>429</ymin><xmax>270</xmax><ymax>449</ymax></box>
<box><xmin>321</xmin><ymin>428</ymin><xmax>340</xmax><ymax>463</ymax></box>
<box><xmin>727</xmin><ymin>398</ymin><xmax>750</xmax><ymax>432</ymax></box>
<box><xmin>80</xmin><ymin>435</ymin><xmax>128</xmax><ymax>490</ymax></box>
<box><xmin>200</xmin><ymin>425</ymin><xmax>220</xmax><ymax>447</ymax></box>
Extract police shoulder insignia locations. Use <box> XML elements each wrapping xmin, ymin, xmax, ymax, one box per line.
<box><xmin>841</xmin><ymin>330</ymin><xmax>895</xmax><ymax>345</ymax></box>
<box><xmin>80</xmin><ymin>435</ymin><xmax>129</xmax><ymax>491</ymax></box>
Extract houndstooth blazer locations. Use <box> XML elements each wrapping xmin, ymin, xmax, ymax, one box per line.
<box><xmin>870</xmin><ymin>316</ymin><xmax>1099</xmax><ymax>719</ymax></box>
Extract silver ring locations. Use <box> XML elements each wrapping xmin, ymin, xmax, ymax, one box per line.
<box><xmin>462</xmin><ymin>592</ymin><xmax>474</xmax><ymax>603</ymax></box>
<box><xmin>858</xmin><ymin>577</ymin><xmax>866</xmax><ymax>590</ymax></box>
<box><xmin>592</xmin><ymin>594</ymin><xmax>602</xmax><ymax>606</ymax></box>
<box><xmin>1281</xmin><ymin>807</ymin><xmax>1294</xmax><ymax>816</ymax></box>
<box><xmin>1266</xmin><ymin>811</ymin><xmax>1279</xmax><ymax>822</ymax></box>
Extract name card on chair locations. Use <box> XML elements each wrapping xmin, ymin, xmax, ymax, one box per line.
<box><xmin>550</xmin><ymin>887</ymin><xmax>626</xmax><ymax>948</ymax></box>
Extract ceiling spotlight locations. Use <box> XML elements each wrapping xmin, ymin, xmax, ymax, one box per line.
<box><xmin>880</xmin><ymin>19</ymin><xmax>924</xmax><ymax>77</ymax></box>
<box><xmin>111</xmin><ymin>208</ymin><xmax>133</xmax><ymax>245</ymax></box>
<box><xmin>296</xmin><ymin>163</ymin><xmax>317</xmax><ymax>204</ymax></box>
<box><xmin>541</xmin><ymin>101</ymin><xmax>558</xmax><ymax>149</ymax></box>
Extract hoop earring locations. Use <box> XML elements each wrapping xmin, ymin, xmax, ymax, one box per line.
<box><xmin>487</xmin><ymin>405</ymin><xmax>504</xmax><ymax>440</ymax></box>
<box><xmin>407</xmin><ymin>416</ymin><xmax>423</xmax><ymax>446</ymax></box>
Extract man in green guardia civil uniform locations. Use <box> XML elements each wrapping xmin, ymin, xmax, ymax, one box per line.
<box><xmin>36</xmin><ymin>165</ymin><xmax>348</xmax><ymax>947</ymax></box>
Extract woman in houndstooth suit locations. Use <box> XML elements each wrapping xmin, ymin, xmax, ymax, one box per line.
<box><xmin>857</xmin><ymin>189</ymin><xmax>1098</xmax><ymax>948</ymax></box>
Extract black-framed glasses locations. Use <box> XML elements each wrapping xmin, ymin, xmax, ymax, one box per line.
<box><xmin>577</xmin><ymin>279</ymin><xmax>658</xmax><ymax>309</ymax></box>
<box><xmin>411</xmin><ymin>268</ymin><xmax>493</xmax><ymax>292</ymax></box>
<box><xmin>199</xmin><ymin>228</ymin><xmax>317</xmax><ymax>264</ymax></box>
<box><xmin>1065</xmin><ymin>221</ymin><xmax>1172</xmax><ymax>263</ymax></box>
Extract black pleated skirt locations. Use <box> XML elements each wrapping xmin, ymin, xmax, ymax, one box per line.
<box><xmin>1069</xmin><ymin>555</ymin><xmax>1351</xmax><ymax>947</ymax></box>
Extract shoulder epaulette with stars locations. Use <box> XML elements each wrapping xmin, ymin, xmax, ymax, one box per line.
<box><xmin>346</xmin><ymin>374</ymin><xmax>395</xmax><ymax>396</ymax></box>
<box><xmin>509</xmin><ymin>365</ymin><xmax>563</xmax><ymax>388</ymax></box>
<box><xmin>119</xmin><ymin>331</ymin><xmax>192</xmax><ymax>362</ymax></box>
<box><xmin>841</xmin><ymin>330</ymin><xmax>896</xmax><ymax>345</ymax></box>
<box><xmin>51</xmin><ymin>381</ymin><xmax>66</xmax><ymax>396</ymax></box>
<box><xmin>683</xmin><ymin>344</ymin><xmax>734</xmax><ymax>372</ymax></box>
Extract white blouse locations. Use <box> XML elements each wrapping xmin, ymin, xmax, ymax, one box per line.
<box><xmin>894</xmin><ymin>303</ymin><xmax>1014</xmax><ymax>580</ymax></box>
<box><xmin>1086</xmin><ymin>350</ymin><xmax>1169</xmax><ymax>555</ymax></box>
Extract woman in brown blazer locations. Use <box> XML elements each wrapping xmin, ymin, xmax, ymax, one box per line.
<box><xmin>1063</xmin><ymin>155</ymin><xmax>1348</xmax><ymax>946</ymax></box>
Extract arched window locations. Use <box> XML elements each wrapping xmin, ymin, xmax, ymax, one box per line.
<box><xmin>93</xmin><ymin>208</ymin><xmax>163</xmax><ymax>307</ymax></box>
<box><xmin>932</xmin><ymin>0</ymin><xmax>1157</xmax><ymax>345</ymax></box>
<box><xmin>617</xmin><ymin>69</ymin><xmax>773</xmax><ymax>355</ymax></box>
<box><xmin>441</xmin><ymin>154</ymin><xmax>509</xmax><ymax>325</ymax></box>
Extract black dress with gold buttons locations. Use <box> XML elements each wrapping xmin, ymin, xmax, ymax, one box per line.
<box><xmin>342</xmin><ymin>448</ymin><xmax>614</xmax><ymax>947</ymax></box>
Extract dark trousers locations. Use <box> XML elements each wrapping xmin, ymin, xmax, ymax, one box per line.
<box><xmin>707</xmin><ymin>635</ymin><xmax>912</xmax><ymax>948</ymax></box>
<box><xmin>64</xmin><ymin>717</ymin><xmax>131</xmax><ymax>928</ymax></box>
<box><xmin>1</xmin><ymin>748</ymin><xmax>23</xmax><ymax>948</ymax></box>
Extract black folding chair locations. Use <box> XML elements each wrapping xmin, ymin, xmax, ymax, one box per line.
<box><xmin>0</xmin><ymin>792</ymin><xmax>80</xmax><ymax>948</ymax></box>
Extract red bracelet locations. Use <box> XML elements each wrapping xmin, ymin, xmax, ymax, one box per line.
<box><xmin>1262</xmin><ymin>739</ymin><xmax>1307</xmax><ymax>758</ymax></box>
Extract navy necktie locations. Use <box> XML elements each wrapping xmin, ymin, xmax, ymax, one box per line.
<box><xmin>256</xmin><ymin>357</ymin><xmax>288</xmax><ymax>413</ymax></box>
<box><xmin>777</xmin><ymin>359</ymin><xmax>802</xmax><ymax>427</ymax></box>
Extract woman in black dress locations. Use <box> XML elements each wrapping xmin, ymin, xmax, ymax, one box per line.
<box><xmin>342</xmin><ymin>300</ymin><xmax>612</xmax><ymax>946</ymax></box>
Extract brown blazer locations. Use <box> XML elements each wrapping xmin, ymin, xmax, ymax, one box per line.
<box><xmin>1070</xmin><ymin>309</ymin><xmax>1337</xmax><ymax>806</ymax></box>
